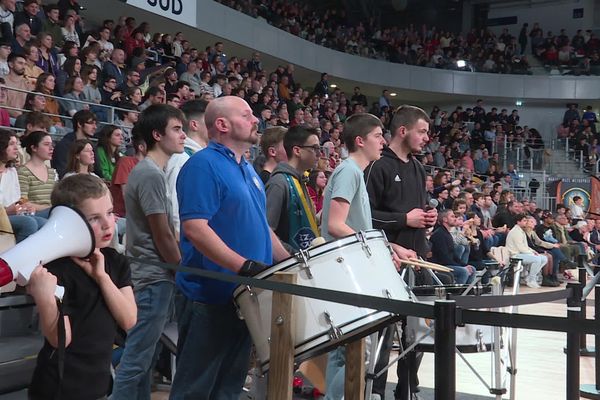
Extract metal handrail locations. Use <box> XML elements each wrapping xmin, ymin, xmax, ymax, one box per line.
<box><xmin>1</xmin><ymin>85</ymin><xmax>141</xmax><ymax>115</ymax></box>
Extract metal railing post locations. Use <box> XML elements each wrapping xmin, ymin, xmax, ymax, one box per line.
<box><xmin>566</xmin><ymin>282</ymin><xmax>582</xmax><ymax>400</ymax></box>
<box><xmin>434</xmin><ymin>300</ymin><xmax>456</xmax><ymax>400</ymax></box>
<box><xmin>580</xmin><ymin>283</ymin><xmax>600</xmax><ymax>399</ymax></box>
<box><xmin>503</xmin><ymin>135</ymin><xmax>508</xmax><ymax>171</ymax></box>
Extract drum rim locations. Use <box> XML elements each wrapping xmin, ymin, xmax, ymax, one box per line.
<box><xmin>233</xmin><ymin>229</ymin><xmax>388</xmax><ymax>299</ymax></box>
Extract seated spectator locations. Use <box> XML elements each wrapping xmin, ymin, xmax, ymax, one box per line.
<box><xmin>0</xmin><ymin>128</ymin><xmax>46</xmax><ymax>243</ymax></box>
<box><xmin>23</xmin><ymin>44</ymin><xmax>44</xmax><ymax>88</ymax></box>
<box><xmin>33</xmin><ymin>73</ymin><xmax>64</xmax><ymax>127</ymax></box>
<box><xmin>5</xmin><ymin>53</ymin><xmax>30</xmax><ymax>118</ymax></box>
<box><xmin>0</xmin><ymin>39</ymin><xmax>10</xmax><ymax>78</ymax></box>
<box><xmin>61</xmin><ymin>13</ymin><xmax>80</xmax><ymax>48</ymax></box>
<box><xmin>138</xmin><ymin>86</ymin><xmax>164</xmax><ymax>111</ymax></box>
<box><xmin>52</xmin><ymin>109</ymin><xmax>99</xmax><ymax>178</ymax></box>
<box><xmin>123</xmin><ymin>86</ymin><xmax>143</xmax><ymax>106</ymax></box>
<box><xmin>96</xmin><ymin>124</ymin><xmax>123</xmax><ymax>182</ymax></box>
<box><xmin>14</xmin><ymin>91</ymin><xmax>47</xmax><ymax>129</ymax></box>
<box><xmin>102</xmin><ymin>48</ymin><xmax>126</xmax><ymax>87</ymax></box>
<box><xmin>11</xmin><ymin>22</ymin><xmax>31</xmax><ymax>56</ymax></box>
<box><xmin>429</xmin><ymin>209</ymin><xmax>476</xmax><ymax>284</ymax></box>
<box><xmin>307</xmin><ymin>169</ymin><xmax>327</xmax><ymax>214</ymax></box>
<box><xmin>42</xmin><ymin>4</ymin><xmax>62</xmax><ymax>48</ymax></box>
<box><xmin>18</xmin><ymin>131</ymin><xmax>57</xmax><ymax>218</ymax></box>
<box><xmin>114</xmin><ymin>102</ymin><xmax>139</xmax><ymax>154</ymax></box>
<box><xmin>505</xmin><ymin>213</ymin><xmax>548</xmax><ymax>288</ymax></box>
<box><xmin>36</xmin><ymin>32</ymin><xmax>61</xmax><ymax>77</ymax></box>
<box><xmin>56</xmin><ymin>55</ymin><xmax>81</xmax><ymax>95</ymax></box>
<box><xmin>59</xmin><ymin>76</ymin><xmax>88</xmax><ymax>117</ymax></box>
<box><xmin>63</xmin><ymin>139</ymin><xmax>98</xmax><ymax>178</ymax></box>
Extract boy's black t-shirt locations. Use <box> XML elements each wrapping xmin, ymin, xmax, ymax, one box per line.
<box><xmin>29</xmin><ymin>248</ymin><xmax>132</xmax><ymax>400</ymax></box>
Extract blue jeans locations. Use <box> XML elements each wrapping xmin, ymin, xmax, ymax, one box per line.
<box><xmin>548</xmin><ymin>247</ymin><xmax>566</xmax><ymax>275</ymax></box>
<box><xmin>8</xmin><ymin>215</ymin><xmax>46</xmax><ymax>243</ymax></box>
<box><xmin>447</xmin><ymin>265</ymin><xmax>474</xmax><ymax>284</ymax></box>
<box><xmin>325</xmin><ymin>347</ymin><xmax>346</xmax><ymax>400</ymax></box>
<box><xmin>169</xmin><ymin>297</ymin><xmax>251</xmax><ymax>400</ymax></box>
<box><xmin>454</xmin><ymin>244</ymin><xmax>470</xmax><ymax>266</ymax></box>
<box><xmin>110</xmin><ymin>281</ymin><xmax>174</xmax><ymax>400</ymax></box>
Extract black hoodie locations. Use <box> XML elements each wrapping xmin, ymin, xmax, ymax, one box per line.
<box><xmin>364</xmin><ymin>146</ymin><xmax>429</xmax><ymax>257</ymax></box>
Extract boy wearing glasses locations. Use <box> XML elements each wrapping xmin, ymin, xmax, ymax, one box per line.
<box><xmin>266</xmin><ymin>125</ymin><xmax>320</xmax><ymax>251</ymax></box>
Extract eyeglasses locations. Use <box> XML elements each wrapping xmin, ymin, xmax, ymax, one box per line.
<box><xmin>297</xmin><ymin>145</ymin><xmax>322</xmax><ymax>153</ymax></box>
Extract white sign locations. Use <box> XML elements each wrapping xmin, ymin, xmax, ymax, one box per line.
<box><xmin>126</xmin><ymin>0</ymin><xmax>197</xmax><ymax>28</ymax></box>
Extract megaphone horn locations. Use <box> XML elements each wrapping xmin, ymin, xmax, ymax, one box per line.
<box><xmin>0</xmin><ymin>205</ymin><xmax>95</xmax><ymax>300</ymax></box>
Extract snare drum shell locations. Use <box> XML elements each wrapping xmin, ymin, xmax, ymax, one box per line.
<box><xmin>234</xmin><ymin>230</ymin><xmax>410</xmax><ymax>370</ymax></box>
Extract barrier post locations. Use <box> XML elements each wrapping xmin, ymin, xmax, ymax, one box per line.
<box><xmin>580</xmin><ymin>283</ymin><xmax>600</xmax><ymax>399</ymax></box>
<box><xmin>434</xmin><ymin>300</ymin><xmax>456</xmax><ymax>400</ymax></box>
<box><xmin>566</xmin><ymin>282</ymin><xmax>583</xmax><ymax>400</ymax></box>
<box><xmin>345</xmin><ymin>338</ymin><xmax>366</xmax><ymax>400</ymax></box>
<box><xmin>578</xmin><ymin>264</ymin><xmax>594</xmax><ymax>356</ymax></box>
<box><xmin>267</xmin><ymin>272</ymin><xmax>297</xmax><ymax>400</ymax></box>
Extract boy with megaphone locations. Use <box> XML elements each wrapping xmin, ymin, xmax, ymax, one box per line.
<box><xmin>26</xmin><ymin>174</ymin><xmax>137</xmax><ymax>400</ymax></box>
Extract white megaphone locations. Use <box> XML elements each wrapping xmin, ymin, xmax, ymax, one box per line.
<box><xmin>0</xmin><ymin>205</ymin><xmax>95</xmax><ymax>300</ymax></box>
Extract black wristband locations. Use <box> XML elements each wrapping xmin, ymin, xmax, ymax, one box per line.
<box><xmin>238</xmin><ymin>259</ymin><xmax>269</xmax><ymax>277</ymax></box>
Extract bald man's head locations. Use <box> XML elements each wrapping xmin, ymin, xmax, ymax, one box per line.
<box><xmin>205</xmin><ymin>95</ymin><xmax>259</xmax><ymax>145</ymax></box>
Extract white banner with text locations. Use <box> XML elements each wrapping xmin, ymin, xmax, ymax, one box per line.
<box><xmin>126</xmin><ymin>0</ymin><xmax>197</xmax><ymax>28</ymax></box>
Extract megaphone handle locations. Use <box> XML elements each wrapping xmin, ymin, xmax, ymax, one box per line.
<box><xmin>55</xmin><ymin>285</ymin><xmax>64</xmax><ymax>301</ymax></box>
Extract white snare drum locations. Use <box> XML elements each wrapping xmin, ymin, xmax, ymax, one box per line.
<box><xmin>406</xmin><ymin>285</ymin><xmax>494</xmax><ymax>353</ymax></box>
<box><xmin>233</xmin><ymin>230</ymin><xmax>410</xmax><ymax>371</ymax></box>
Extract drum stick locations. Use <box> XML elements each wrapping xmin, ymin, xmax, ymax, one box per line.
<box><xmin>399</xmin><ymin>258</ymin><xmax>453</xmax><ymax>273</ymax></box>
<box><xmin>409</xmin><ymin>258</ymin><xmax>454</xmax><ymax>272</ymax></box>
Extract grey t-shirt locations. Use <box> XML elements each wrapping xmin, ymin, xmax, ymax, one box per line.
<box><xmin>321</xmin><ymin>157</ymin><xmax>372</xmax><ymax>242</ymax></box>
<box><xmin>125</xmin><ymin>157</ymin><xmax>175</xmax><ymax>289</ymax></box>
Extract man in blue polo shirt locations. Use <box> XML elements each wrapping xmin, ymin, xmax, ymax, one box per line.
<box><xmin>170</xmin><ymin>96</ymin><xmax>290</xmax><ymax>399</ymax></box>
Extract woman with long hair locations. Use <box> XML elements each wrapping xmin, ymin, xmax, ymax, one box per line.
<box><xmin>124</xmin><ymin>86</ymin><xmax>143</xmax><ymax>106</ymax></box>
<box><xmin>14</xmin><ymin>92</ymin><xmax>46</xmax><ymax>129</ymax></box>
<box><xmin>36</xmin><ymin>32</ymin><xmax>60</xmax><ymax>76</ymax></box>
<box><xmin>18</xmin><ymin>131</ymin><xmax>56</xmax><ymax>218</ymax></box>
<box><xmin>63</xmin><ymin>139</ymin><xmax>97</xmax><ymax>178</ymax></box>
<box><xmin>60</xmin><ymin>76</ymin><xmax>88</xmax><ymax>117</ymax></box>
<box><xmin>0</xmin><ymin>129</ymin><xmax>46</xmax><ymax>242</ymax></box>
<box><xmin>34</xmin><ymin>73</ymin><xmax>63</xmax><ymax>127</ymax></box>
<box><xmin>96</xmin><ymin>125</ymin><xmax>123</xmax><ymax>182</ymax></box>
<box><xmin>307</xmin><ymin>169</ymin><xmax>328</xmax><ymax>214</ymax></box>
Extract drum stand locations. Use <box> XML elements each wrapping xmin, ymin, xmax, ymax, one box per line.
<box><xmin>365</xmin><ymin>262</ymin><xmax>523</xmax><ymax>400</ymax></box>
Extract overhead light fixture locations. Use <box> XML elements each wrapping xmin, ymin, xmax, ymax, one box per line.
<box><xmin>390</xmin><ymin>92</ymin><xmax>397</xmax><ymax>97</ymax></box>
<box><xmin>456</xmin><ymin>59</ymin><xmax>466</xmax><ymax>68</ymax></box>
<box><xmin>516</xmin><ymin>100</ymin><xmax>523</xmax><ymax>106</ymax></box>
<box><xmin>330</xmin><ymin>84</ymin><xmax>337</xmax><ymax>88</ymax></box>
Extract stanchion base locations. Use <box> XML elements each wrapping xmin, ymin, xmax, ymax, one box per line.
<box><xmin>580</xmin><ymin>384</ymin><xmax>600</xmax><ymax>399</ymax></box>
<box><xmin>563</xmin><ymin>347</ymin><xmax>596</xmax><ymax>357</ymax></box>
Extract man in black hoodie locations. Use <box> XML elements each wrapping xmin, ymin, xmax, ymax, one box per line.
<box><xmin>364</xmin><ymin>105</ymin><xmax>439</xmax><ymax>400</ymax></box>
<box><xmin>265</xmin><ymin>125</ymin><xmax>320</xmax><ymax>251</ymax></box>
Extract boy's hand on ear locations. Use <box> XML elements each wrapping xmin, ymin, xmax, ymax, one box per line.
<box><xmin>72</xmin><ymin>249</ymin><xmax>107</xmax><ymax>282</ymax></box>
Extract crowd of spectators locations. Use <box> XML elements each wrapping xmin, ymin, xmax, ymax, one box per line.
<box><xmin>0</xmin><ymin>0</ymin><xmax>595</xmax><ymax>280</ymax></box>
<box><xmin>218</xmin><ymin>0</ymin><xmax>600</xmax><ymax>76</ymax></box>
<box><xmin>558</xmin><ymin>103</ymin><xmax>600</xmax><ymax>173</ymax></box>
<box><xmin>519</xmin><ymin>22</ymin><xmax>600</xmax><ymax>74</ymax></box>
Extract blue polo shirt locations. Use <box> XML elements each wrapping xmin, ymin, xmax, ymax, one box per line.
<box><xmin>176</xmin><ymin>141</ymin><xmax>273</xmax><ymax>304</ymax></box>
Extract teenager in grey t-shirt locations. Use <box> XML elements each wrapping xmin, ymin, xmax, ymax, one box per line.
<box><xmin>320</xmin><ymin>157</ymin><xmax>372</xmax><ymax>242</ymax></box>
<box><xmin>124</xmin><ymin>157</ymin><xmax>175</xmax><ymax>289</ymax></box>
